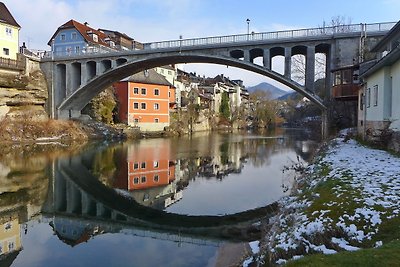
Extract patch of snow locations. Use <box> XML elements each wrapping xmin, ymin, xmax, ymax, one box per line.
<box><xmin>292</xmin><ymin>255</ymin><xmax>304</xmax><ymax>260</ymax></box>
<box><xmin>374</xmin><ymin>241</ymin><xmax>383</xmax><ymax>248</ymax></box>
<box><xmin>331</xmin><ymin>237</ymin><xmax>360</xmax><ymax>251</ymax></box>
<box><xmin>311</xmin><ymin>244</ymin><xmax>337</xmax><ymax>254</ymax></box>
<box><xmin>242</xmin><ymin>257</ymin><xmax>253</xmax><ymax>267</ymax></box>
<box><xmin>276</xmin><ymin>259</ymin><xmax>287</xmax><ymax>265</ymax></box>
<box><xmin>249</xmin><ymin>241</ymin><xmax>260</xmax><ymax>254</ymax></box>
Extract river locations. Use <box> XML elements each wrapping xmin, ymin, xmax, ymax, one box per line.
<box><xmin>0</xmin><ymin>128</ymin><xmax>318</xmax><ymax>267</ymax></box>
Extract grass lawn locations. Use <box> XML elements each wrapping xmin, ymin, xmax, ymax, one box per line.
<box><xmin>285</xmin><ymin>239</ymin><xmax>400</xmax><ymax>267</ymax></box>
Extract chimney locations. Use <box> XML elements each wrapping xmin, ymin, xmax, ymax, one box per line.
<box><xmin>84</xmin><ymin>22</ymin><xmax>89</xmax><ymax>26</ymax></box>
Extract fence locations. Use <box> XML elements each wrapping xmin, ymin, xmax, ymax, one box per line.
<box><xmin>144</xmin><ymin>22</ymin><xmax>397</xmax><ymax>50</ymax></box>
<box><xmin>0</xmin><ymin>54</ymin><xmax>25</xmax><ymax>71</ymax></box>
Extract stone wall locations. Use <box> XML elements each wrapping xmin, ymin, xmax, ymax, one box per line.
<box><xmin>359</xmin><ymin>119</ymin><xmax>400</xmax><ymax>153</ymax></box>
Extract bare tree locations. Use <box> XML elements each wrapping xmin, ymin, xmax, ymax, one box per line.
<box><xmin>291</xmin><ymin>54</ymin><xmax>326</xmax><ymax>85</ymax></box>
<box><xmin>291</xmin><ymin>16</ymin><xmax>352</xmax><ymax>84</ymax></box>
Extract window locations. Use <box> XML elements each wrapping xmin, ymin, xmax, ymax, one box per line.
<box><xmin>154</xmin><ymin>103</ymin><xmax>159</xmax><ymax>110</ymax></box>
<box><xmin>134</xmin><ymin>162</ymin><xmax>139</xmax><ymax>169</ymax></box>
<box><xmin>134</xmin><ymin>118</ymin><xmax>139</xmax><ymax>123</ymax></box>
<box><xmin>8</xmin><ymin>242</ymin><xmax>14</xmax><ymax>251</ymax></box>
<box><xmin>133</xmin><ymin>102</ymin><xmax>139</xmax><ymax>109</ymax></box>
<box><xmin>92</xmin><ymin>34</ymin><xmax>98</xmax><ymax>42</ymax></box>
<box><xmin>134</xmin><ymin>177</ymin><xmax>139</xmax><ymax>184</ymax></box>
<box><xmin>153</xmin><ymin>161</ymin><xmax>159</xmax><ymax>168</ymax></box>
<box><xmin>133</xmin><ymin>87</ymin><xmax>139</xmax><ymax>94</ymax></box>
<box><xmin>155</xmin><ymin>118</ymin><xmax>159</xmax><ymax>123</ymax></box>
<box><xmin>373</xmin><ymin>85</ymin><xmax>378</xmax><ymax>106</ymax></box>
<box><xmin>3</xmin><ymin>48</ymin><xmax>9</xmax><ymax>56</ymax></box>
<box><xmin>160</xmin><ymin>69</ymin><xmax>164</xmax><ymax>74</ymax></box>
<box><xmin>141</xmin><ymin>103</ymin><xmax>146</xmax><ymax>109</ymax></box>
<box><xmin>154</xmin><ymin>175</ymin><xmax>159</xmax><ymax>182</ymax></box>
<box><xmin>4</xmin><ymin>222</ymin><xmax>12</xmax><ymax>231</ymax></box>
<box><xmin>61</xmin><ymin>34</ymin><xmax>66</xmax><ymax>41</ymax></box>
<box><xmin>5</xmin><ymin>27</ymin><xmax>12</xmax><ymax>36</ymax></box>
<box><xmin>360</xmin><ymin>93</ymin><xmax>364</xmax><ymax>111</ymax></box>
<box><xmin>168</xmin><ymin>70</ymin><xmax>172</xmax><ymax>75</ymax></box>
<box><xmin>141</xmin><ymin>88</ymin><xmax>146</xmax><ymax>95</ymax></box>
<box><xmin>154</xmin><ymin>89</ymin><xmax>159</xmax><ymax>96</ymax></box>
<box><xmin>168</xmin><ymin>91</ymin><xmax>171</xmax><ymax>97</ymax></box>
<box><xmin>367</xmin><ymin>88</ymin><xmax>371</xmax><ymax>108</ymax></box>
<box><xmin>141</xmin><ymin>162</ymin><xmax>146</xmax><ymax>169</ymax></box>
<box><xmin>141</xmin><ymin>176</ymin><xmax>146</xmax><ymax>183</ymax></box>
<box><xmin>72</xmin><ymin>32</ymin><xmax>77</xmax><ymax>40</ymax></box>
<box><xmin>75</xmin><ymin>46</ymin><xmax>80</xmax><ymax>53</ymax></box>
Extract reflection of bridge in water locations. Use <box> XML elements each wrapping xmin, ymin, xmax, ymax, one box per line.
<box><xmin>41</xmin><ymin>148</ymin><xmax>278</xmax><ymax>243</ymax></box>
<box><xmin>41</xmin><ymin>214</ymin><xmax>220</xmax><ymax>248</ymax></box>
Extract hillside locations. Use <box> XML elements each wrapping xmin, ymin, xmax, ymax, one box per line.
<box><xmin>246</xmin><ymin>82</ymin><xmax>289</xmax><ymax>99</ymax></box>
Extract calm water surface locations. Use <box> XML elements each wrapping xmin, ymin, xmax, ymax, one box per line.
<box><xmin>0</xmin><ymin>128</ymin><xmax>317</xmax><ymax>267</ymax></box>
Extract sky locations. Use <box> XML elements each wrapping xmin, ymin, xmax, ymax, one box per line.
<box><xmin>4</xmin><ymin>0</ymin><xmax>399</xmax><ymax>88</ymax></box>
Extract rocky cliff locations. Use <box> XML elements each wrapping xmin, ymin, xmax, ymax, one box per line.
<box><xmin>0</xmin><ymin>68</ymin><xmax>48</xmax><ymax>120</ymax></box>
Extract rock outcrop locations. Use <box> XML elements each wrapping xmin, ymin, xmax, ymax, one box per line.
<box><xmin>0</xmin><ymin>68</ymin><xmax>48</xmax><ymax>120</ymax></box>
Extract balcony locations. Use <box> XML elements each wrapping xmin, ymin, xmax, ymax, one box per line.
<box><xmin>332</xmin><ymin>84</ymin><xmax>359</xmax><ymax>100</ymax></box>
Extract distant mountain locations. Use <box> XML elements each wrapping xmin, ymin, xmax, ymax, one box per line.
<box><xmin>278</xmin><ymin>91</ymin><xmax>301</xmax><ymax>101</ymax></box>
<box><xmin>246</xmin><ymin>82</ymin><xmax>289</xmax><ymax>99</ymax></box>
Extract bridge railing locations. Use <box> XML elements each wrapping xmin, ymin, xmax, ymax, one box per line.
<box><xmin>144</xmin><ymin>22</ymin><xmax>396</xmax><ymax>50</ymax></box>
<box><xmin>40</xmin><ymin>21</ymin><xmax>396</xmax><ymax>59</ymax></box>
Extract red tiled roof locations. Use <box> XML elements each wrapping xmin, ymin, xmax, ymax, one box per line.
<box><xmin>0</xmin><ymin>2</ymin><xmax>20</xmax><ymax>28</ymax></box>
<box><xmin>47</xmin><ymin>19</ymin><xmax>111</xmax><ymax>47</ymax></box>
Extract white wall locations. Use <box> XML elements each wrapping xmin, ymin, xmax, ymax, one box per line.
<box><xmin>390</xmin><ymin>61</ymin><xmax>400</xmax><ymax>130</ymax></box>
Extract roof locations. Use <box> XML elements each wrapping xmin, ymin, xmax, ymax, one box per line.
<box><xmin>123</xmin><ymin>69</ymin><xmax>173</xmax><ymax>87</ymax></box>
<box><xmin>158</xmin><ymin>65</ymin><xmax>175</xmax><ymax>71</ymax></box>
<box><xmin>361</xmin><ymin>45</ymin><xmax>400</xmax><ymax>78</ymax></box>
<box><xmin>371</xmin><ymin>20</ymin><xmax>400</xmax><ymax>52</ymax></box>
<box><xmin>47</xmin><ymin>19</ymin><xmax>111</xmax><ymax>47</ymax></box>
<box><xmin>98</xmin><ymin>29</ymin><xmax>134</xmax><ymax>41</ymax></box>
<box><xmin>0</xmin><ymin>2</ymin><xmax>20</xmax><ymax>28</ymax></box>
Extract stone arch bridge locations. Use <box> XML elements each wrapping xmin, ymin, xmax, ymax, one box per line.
<box><xmin>39</xmin><ymin>22</ymin><xmax>394</xmax><ymax>125</ymax></box>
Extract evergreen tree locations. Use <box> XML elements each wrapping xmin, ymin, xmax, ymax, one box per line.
<box><xmin>219</xmin><ymin>92</ymin><xmax>230</xmax><ymax>119</ymax></box>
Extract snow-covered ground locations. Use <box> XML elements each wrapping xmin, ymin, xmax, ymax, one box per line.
<box><xmin>258</xmin><ymin>133</ymin><xmax>400</xmax><ymax>265</ymax></box>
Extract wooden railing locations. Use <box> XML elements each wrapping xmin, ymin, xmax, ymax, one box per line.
<box><xmin>0</xmin><ymin>54</ymin><xmax>25</xmax><ymax>71</ymax></box>
<box><xmin>332</xmin><ymin>84</ymin><xmax>359</xmax><ymax>99</ymax></box>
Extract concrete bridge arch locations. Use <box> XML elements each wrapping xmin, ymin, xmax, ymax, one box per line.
<box><xmin>53</xmin><ymin>52</ymin><xmax>326</xmax><ymax>119</ymax></box>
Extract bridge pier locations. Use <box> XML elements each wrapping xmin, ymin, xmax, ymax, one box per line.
<box><xmin>305</xmin><ymin>46</ymin><xmax>315</xmax><ymax>92</ymax></box>
<box><xmin>321</xmin><ymin>110</ymin><xmax>329</xmax><ymax>139</ymax></box>
<box><xmin>263</xmin><ymin>49</ymin><xmax>270</xmax><ymax>69</ymax></box>
<box><xmin>58</xmin><ymin>109</ymin><xmax>82</xmax><ymax>119</ymax></box>
<box><xmin>284</xmin><ymin>47</ymin><xmax>291</xmax><ymax>78</ymax></box>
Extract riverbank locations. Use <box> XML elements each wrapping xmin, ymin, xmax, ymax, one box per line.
<box><xmin>0</xmin><ymin>116</ymin><xmax>126</xmax><ymax>144</ymax></box>
<box><xmin>249</xmin><ymin>129</ymin><xmax>400</xmax><ymax>266</ymax></box>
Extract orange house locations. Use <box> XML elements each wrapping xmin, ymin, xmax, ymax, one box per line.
<box><xmin>114</xmin><ymin>69</ymin><xmax>174</xmax><ymax>131</ymax></box>
<box><xmin>126</xmin><ymin>139</ymin><xmax>176</xmax><ymax>191</ymax></box>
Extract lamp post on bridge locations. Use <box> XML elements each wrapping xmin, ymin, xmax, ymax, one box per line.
<box><xmin>179</xmin><ymin>35</ymin><xmax>182</xmax><ymax>53</ymax></box>
<box><xmin>246</xmin><ymin>18</ymin><xmax>250</xmax><ymax>40</ymax></box>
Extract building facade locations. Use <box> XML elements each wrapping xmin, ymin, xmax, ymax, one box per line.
<box><xmin>359</xmin><ymin>21</ymin><xmax>400</xmax><ymax>140</ymax></box>
<box><xmin>48</xmin><ymin>20</ymin><xmax>115</xmax><ymax>56</ymax></box>
<box><xmin>0</xmin><ymin>3</ymin><xmax>20</xmax><ymax>60</ymax></box>
<box><xmin>114</xmin><ymin>69</ymin><xmax>174</xmax><ymax>132</ymax></box>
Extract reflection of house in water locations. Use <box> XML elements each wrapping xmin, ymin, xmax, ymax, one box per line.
<box><xmin>0</xmin><ymin>210</ymin><xmax>23</xmax><ymax>265</ymax></box>
<box><xmin>114</xmin><ymin>139</ymin><xmax>182</xmax><ymax>210</ymax></box>
<box><xmin>49</xmin><ymin>217</ymin><xmax>103</xmax><ymax>247</ymax></box>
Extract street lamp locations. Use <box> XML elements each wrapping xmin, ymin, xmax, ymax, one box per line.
<box><xmin>179</xmin><ymin>35</ymin><xmax>183</xmax><ymax>53</ymax></box>
<box><xmin>246</xmin><ymin>18</ymin><xmax>250</xmax><ymax>35</ymax></box>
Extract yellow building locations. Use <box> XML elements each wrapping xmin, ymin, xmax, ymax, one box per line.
<box><xmin>0</xmin><ymin>2</ymin><xmax>20</xmax><ymax>60</ymax></box>
<box><xmin>0</xmin><ymin>217</ymin><xmax>22</xmax><ymax>257</ymax></box>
